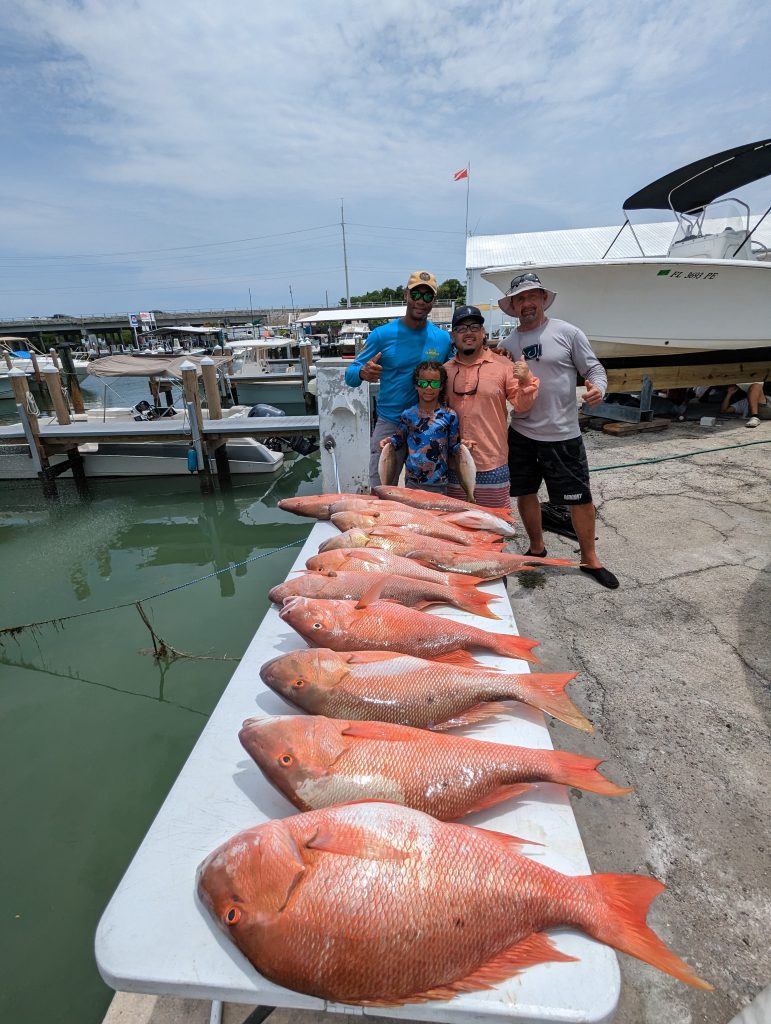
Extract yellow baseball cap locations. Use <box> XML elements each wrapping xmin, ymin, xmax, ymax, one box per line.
<box><xmin>406</xmin><ymin>270</ymin><xmax>438</xmax><ymax>294</ymax></box>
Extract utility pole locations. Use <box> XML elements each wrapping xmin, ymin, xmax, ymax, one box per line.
<box><xmin>341</xmin><ymin>199</ymin><xmax>351</xmax><ymax>308</ymax></box>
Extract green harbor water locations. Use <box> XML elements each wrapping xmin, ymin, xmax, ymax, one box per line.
<box><xmin>0</xmin><ymin>454</ymin><xmax>320</xmax><ymax>1024</ymax></box>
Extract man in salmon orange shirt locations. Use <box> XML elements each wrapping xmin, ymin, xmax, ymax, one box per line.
<box><xmin>444</xmin><ymin>306</ymin><xmax>538</xmax><ymax>508</ymax></box>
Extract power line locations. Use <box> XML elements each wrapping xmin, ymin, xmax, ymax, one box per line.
<box><xmin>0</xmin><ymin>224</ymin><xmax>339</xmax><ymax>262</ymax></box>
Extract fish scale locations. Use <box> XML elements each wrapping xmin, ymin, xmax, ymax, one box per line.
<box><xmin>268</xmin><ymin>570</ymin><xmax>498</xmax><ymax>619</ymax></box>
<box><xmin>278</xmin><ymin>596</ymin><xmax>539</xmax><ymax>662</ymax></box>
<box><xmin>259</xmin><ymin>649</ymin><xmax>590</xmax><ymax>731</ymax></box>
<box><xmin>197</xmin><ymin>803</ymin><xmax>711</xmax><ymax>1005</ymax></box>
<box><xmin>305</xmin><ymin>548</ymin><xmax>485</xmax><ymax>588</ymax></box>
<box><xmin>239</xmin><ymin>716</ymin><xmax>631</xmax><ymax>819</ymax></box>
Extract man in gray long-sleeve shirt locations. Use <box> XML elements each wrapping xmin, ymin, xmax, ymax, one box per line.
<box><xmin>497</xmin><ymin>272</ymin><xmax>618</xmax><ymax>589</ymax></box>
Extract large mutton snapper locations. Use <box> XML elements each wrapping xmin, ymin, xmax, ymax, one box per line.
<box><xmin>269</xmin><ymin>569</ymin><xmax>499</xmax><ymax>619</ymax></box>
<box><xmin>277</xmin><ymin>590</ymin><xmax>540</xmax><ymax>664</ymax></box>
<box><xmin>260</xmin><ymin>648</ymin><xmax>591</xmax><ymax>732</ymax></box>
<box><xmin>239</xmin><ymin>714</ymin><xmax>632</xmax><ymax>819</ymax></box>
<box><xmin>196</xmin><ymin>802</ymin><xmax>712</xmax><ymax>1005</ymax></box>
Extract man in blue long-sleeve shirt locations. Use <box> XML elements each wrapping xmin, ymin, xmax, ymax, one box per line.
<box><xmin>345</xmin><ymin>270</ymin><xmax>452</xmax><ymax>489</ymax></box>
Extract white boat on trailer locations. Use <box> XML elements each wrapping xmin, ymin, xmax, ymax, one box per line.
<box><xmin>482</xmin><ymin>139</ymin><xmax>771</xmax><ymax>368</ymax></box>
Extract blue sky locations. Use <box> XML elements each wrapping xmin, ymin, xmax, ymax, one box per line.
<box><xmin>1</xmin><ymin>0</ymin><xmax>770</xmax><ymax>317</ymax></box>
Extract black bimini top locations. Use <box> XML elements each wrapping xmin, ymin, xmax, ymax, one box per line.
<box><xmin>624</xmin><ymin>139</ymin><xmax>771</xmax><ymax>213</ymax></box>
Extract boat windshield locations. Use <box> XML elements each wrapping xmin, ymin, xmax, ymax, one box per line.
<box><xmin>668</xmin><ymin>198</ymin><xmax>752</xmax><ymax>259</ymax></box>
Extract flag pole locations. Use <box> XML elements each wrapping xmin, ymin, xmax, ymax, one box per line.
<box><xmin>464</xmin><ymin>161</ymin><xmax>471</xmax><ymax>237</ymax></box>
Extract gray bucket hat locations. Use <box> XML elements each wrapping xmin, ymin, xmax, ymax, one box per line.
<box><xmin>498</xmin><ymin>272</ymin><xmax>557</xmax><ymax>318</ymax></box>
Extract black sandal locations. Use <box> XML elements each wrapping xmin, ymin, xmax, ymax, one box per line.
<box><xmin>524</xmin><ymin>548</ymin><xmax>547</xmax><ymax>558</ymax></box>
<box><xmin>580</xmin><ymin>566</ymin><xmax>619</xmax><ymax>589</ymax></box>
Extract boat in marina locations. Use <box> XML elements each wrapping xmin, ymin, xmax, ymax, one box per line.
<box><xmin>0</xmin><ymin>352</ymin><xmax>290</xmax><ymax>479</ymax></box>
<box><xmin>224</xmin><ymin>338</ymin><xmax>315</xmax><ymax>414</ymax></box>
<box><xmin>481</xmin><ymin>140</ymin><xmax>771</xmax><ymax>371</ymax></box>
<box><xmin>0</xmin><ymin>402</ymin><xmax>285</xmax><ymax>479</ymax></box>
<box><xmin>336</xmin><ymin>319</ymin><xmax>370</xmax><ymax>358</ymax></box>
<box><xmin>0</xmin><ymin>336</ymin><xmax>92</xmax><ymax>399</ymax></box>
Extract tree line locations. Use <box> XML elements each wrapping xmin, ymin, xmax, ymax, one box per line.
<box><xmin>340</xmin><ymin>278</ymin><xmax>466</xmax><ymax>306</ymax></box>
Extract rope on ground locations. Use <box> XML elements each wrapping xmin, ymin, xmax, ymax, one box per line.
<box><xmin>591</xmin><ymin>437</ymin><xmax>770</xmax><ymax>472</ymax></box>
<box><xmin>0</xmin><ymin>539</ymin><xmax>304</xmax><ymax>644</ymax></box>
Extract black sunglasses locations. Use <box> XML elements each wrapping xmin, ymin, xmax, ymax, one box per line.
<box><xmin>452</xmin><ymin>363</ymin><xmax>482</xmax><ymax>396</ymax></box>
<box><xmin>416</xmin><ymin>379</ymin><xmax>442</xmax><ymax>389</ymax></box>
<box><xmin>509</xmin><ymin>272</ymin><xmax>542</xmax><ymax>289</ymax></box>
<box><xmin>409</xmin><ymin>288</ymin><xmax>435</xmax><ymax>302</ymax></box>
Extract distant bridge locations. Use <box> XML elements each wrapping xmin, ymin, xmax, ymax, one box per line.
<box><xmin>0</xmin><ymin>303</ymin><xmax>453</xmax><ymax>347</ymax></box>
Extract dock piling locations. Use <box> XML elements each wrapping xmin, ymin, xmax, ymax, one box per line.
<box><xmin>9</xmin><ymin>370</ymin><xmax>58</xmax><ymax>498</ymax></box>
<box><xmin>42</xmin><ymin>366</ymin><xmax>72</xmax><ymax>425</ymax></box>
<box><xmin>181</xmin><ymin>362</ymin><xmax>215</xmax><ymax>494</ymax></box>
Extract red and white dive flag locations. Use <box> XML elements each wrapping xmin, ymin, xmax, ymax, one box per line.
<box><xmin>453</xmin><ymin>168</ymin><xmax>469</xmax><ymax>181</ymax></box>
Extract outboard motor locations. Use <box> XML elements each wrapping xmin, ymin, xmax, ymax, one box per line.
<box><xmin>246</xmin><ymin>403</ymin><xmax>318</xmax><ymax>457</ymax></box>
<box><xmin>247</xmin><ymin>403</ymin><xmax>285</xmax><ymax>418</ymax></box>
<box><xmin>132</xmin><ymin>400</ymin><xmax>178</xmax><ymax>420</ymax></box>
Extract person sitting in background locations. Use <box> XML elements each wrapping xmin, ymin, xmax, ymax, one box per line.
<box><xmin>720</xmin><ymin>383</ymin><xmax>770</xmax><ymax>428</ymax></box>
<box><xmin>380</xmin><ymin>361</ymin><xmax>460</xmax><ymax>493</ymax></box>
<box><xmin>444</xmin><ymin>305</ymin><xmax>539</xmax><ymax>508</ymax></box>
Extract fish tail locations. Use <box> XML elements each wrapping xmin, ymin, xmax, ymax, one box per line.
<box><xmin>486</xmin><ymin>632</ymin><xmax>541</xmax><ymax>664</ymax></box>
<box><xmin>545</xmin><ymin>751</ymin><xmax>633</xmax><ymax>796</ymax></box>
<box><xmin>578</xmin><ymin>874</ymin><xmax>713</xmax><ymax>991</ymax></box>
<box><xmin>512</xmin><ymin>673</ymin><xmax>593</xmax><ymax>733</ymax></box>
<box><xmin>448</xmin><ymin>586</ymin><xmax>500</xmax><ymax>619</ymax></box>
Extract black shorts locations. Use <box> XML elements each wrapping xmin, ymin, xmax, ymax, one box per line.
<box><xmin>508</xmin><ymin>428</ymin><xmax>592</xmax><ymax>505</ymax></box>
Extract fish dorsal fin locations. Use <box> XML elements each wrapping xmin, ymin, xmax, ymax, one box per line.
<box><xmin>342</xmin><ymin>721</ymin><xmax>413</xmax><ymax>742</ymax></box>
<box><xmin>355</xmin><ymin>576</ymin><xmax>392</xmax><ymax>608</ymax></box>
<box><xmin>431</xmin><ymin>650</ymin><xmax>483</xmax><ymax>668</ymax></box>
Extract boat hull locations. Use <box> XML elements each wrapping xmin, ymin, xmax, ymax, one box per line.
<box><xmin>0</xmin><ymin>441</ymin><xmax>283</xmax><ymax>480</ymax></box>
<box><xmin>227</xmin><ymin>379</ymin><xmax>309</xmax><ymax>415</ymax></box>
<box><xmin>482</xmin><ymin>258</ymin><xmax>771</xmax><ymax>357</ymax></box>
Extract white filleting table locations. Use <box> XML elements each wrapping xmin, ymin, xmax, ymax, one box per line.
<box><xmin>95</xmin><ymin>522</ymin><xmax>620</xmax><ymax>1023</ymax></box>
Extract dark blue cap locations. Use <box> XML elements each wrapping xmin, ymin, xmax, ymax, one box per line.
<box><xmin>451</xmin><ymin>305</ymin><xmax>484</xmax><ymax>328</ymax></box>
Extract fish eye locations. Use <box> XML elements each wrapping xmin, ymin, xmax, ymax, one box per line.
<box><xmin>293</xmin><ymin>678</ymin><xmax>305</xmax><ymax>688</ymax></box>
<box><xmin>312</xmin><ymin>623</ymin><xmax>322</xmax><ymax>630</ymax></box>
<box><xmin>224</xmin><ymin>906</ymin><xmax>241</xmax><ymax>925</ymax></box>
<box><xmin>279</xmin><ymin>753</ymin><xmax>293</xmax><ymax>766</ymax></box>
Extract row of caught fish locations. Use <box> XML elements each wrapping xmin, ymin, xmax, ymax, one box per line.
<box><xmin>196</xmin><ymin>485</ymin><xmax>711</xmax><ymax>1005</ymax></box>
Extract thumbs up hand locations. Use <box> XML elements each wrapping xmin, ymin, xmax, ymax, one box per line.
<box><xmin>512</xmin><ymin>355</ymin><xmax>531</xmax><ymax>382</ymax></box>
<box><xmin>360</xmin><ymin>351</ymin><xmax>383</xmax><ymax>383</ymax></box>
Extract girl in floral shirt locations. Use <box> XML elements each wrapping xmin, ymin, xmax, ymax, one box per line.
<box><xmin>380</xmin><ymin>361</ymin><xmax>460</xmax><ymax>492</ymax></box>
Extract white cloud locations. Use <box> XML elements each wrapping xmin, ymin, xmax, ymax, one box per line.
<box><xmin>0</xmin><ymin>0</ymin><xmax>769</xmax><ymax>311</ymax></box>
